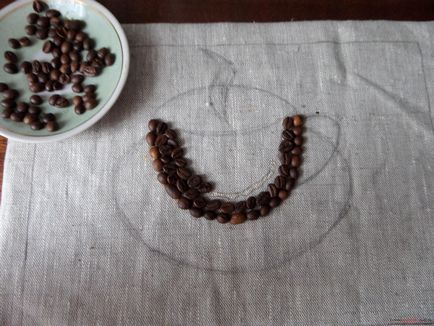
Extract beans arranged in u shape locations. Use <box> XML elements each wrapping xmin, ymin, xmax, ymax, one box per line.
<box><xmin>146</xmin><ymin>115</ymin><xmax>304</xmax><ymax>225</ymax></box>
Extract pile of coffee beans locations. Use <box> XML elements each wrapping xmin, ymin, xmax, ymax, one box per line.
<box><xmin>0</xmin><ymin>0</ymin><xmax>116</xmax><ymax>132</ymax></box>
<box><xmin>146</xmin><ymin>115</ymin><xmax>304</xmax><ymax>225</ymax></box>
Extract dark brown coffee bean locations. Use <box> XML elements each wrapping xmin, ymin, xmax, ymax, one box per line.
<box><xmin>170</xmin><ymin>147</ymin><xmax>183</xmax><ymax>159</ymax></box>
<box><xmin>84</xmin><ymin>99</ymin><xmax>97</xmax><ymax>110</ymax></box>
<box><xmin>256</xmin><ymin>191</ymin><xmax>271</xmax><ymax>206</ymax></box>
<box><xmin>92</xmin><ymin>57</ymin><xmax>105</xmax><ymax>69</ymax></box>
<box><xmin>164</xmin><ymin>184</ymin><xmax>181</xmax><ymax>199</ymax></box>
<box><xmin>292</xmin><ymin>126</ymin><xmax>303</xmax><ymax>136</ymax></box>
<box><xmin>0</xmin><ymin>83</ymin><xmax>8</xmax><ymax>92</ymax></box>
<box><xmin>156</xmin><ymin>121</ymin><xmax>168</xmax><ymax>134</ymax></box>
<box><xmin>175</xmin><ymin>179</ymin><xmax>188</xmax><ymax>193</ymax></box>
<box><xmin>230</xmin><ymin>212</ymin><xmax>247</xmax><ymax>225</ymax></box>
<box><xmin>155</xmin><ymin>134</ymin><xmax>168</xmax><ymax>146</ymax></box>
<box><xmin>3</xmin><ymin>63</ymin><xmax>18</xmax><ymax>74</ymax></box>
<box><xmin>49</xmin><ymin>16</ymin><xmax>62</xmax><ymax>27</ymax></box>
<box><xmin>216</xmin><ymin>213</ymin><xmax>230</xmax><ymax>224</ymax></box>
<box><xmin>37</xmin><ymin>16</ymin><xmax>50</xmax><ymax>28</ymax></box>
<box><xmin>234</xmin><ymin>201</ymin><xmax>247</xmax><ymax>213</ymax></box>
<box><xmin>45</xmin><ymin>80</ymin><xmax>54</xmax><ymax>92</ymax></box>
<box><xmin>187</xmin><ymin>175</ymin><xmax>202</xmax><ymax>188</ymax></box>
<box><xmin>245</xmin><ymin>196</ymin><xmax>256</xmax><ymax>209</ymax></box>
<box><xmin>38</xmin><ymin>73</ymin><xmax>49</xmax><ymax>84</ymax></box>
<box><xmin>294</xmin><ymin>136</ymin><xmax>303</xmax><ymax>146</ymax></box>
<box><xmin>167</xmin><ymin>139</ymin><xmax>178</xmax><ymax>147</ymax></box>
<box><xmin>73</xmin><ymin>41</ymin><xmax>83</xmax><ymax>52</ymax></box>
<box><xmin>291</xmin><ymin>146</ymin><xmax>302</xmax><ymax>156</ymax></box>
<box><xmin>247</xmin><ymin>210</ymin><xmax>260</xmax><ymax>220</ymax></box>
<box><xmin>41</xmin><ymin>62</ymin><xmax>51</xmax><ymax>74</ymax></box>
<box><xmin>151</xmin><ymin>159</ymin><xmax>163</xmax><ymax>172</ymax></box>
<box><xmin>59</xmin><ymin>63</ymin><xmax>71</xmax><ymax>74</ymax></box>
<box><xmin>55</xmin><ymin>96</ymin><xmax>69</xmax><ymax>108</ymax></box>
<box><xmin>82</xmin><ymin>65</ymin><xmax>99</xmax><ymax>77</ymax></box>
<box><xmin>2</xmin><ymin>108</ymin><xmax>13</xmax><ymax>119</ymax></box>
<box><xmin>289</xmin><ymin>168</ymin><xmax>298</xmax><ymax>179</ymax></box>
<box><xmin>48</xmin><ymin>28</ymin><xmax>57</xmax><ymax>38</ymax></box>
<box><xmin>66</xmin><ymin>30</ymin><xmax>76</xmax><ymax>41</ymax></box>
<box><xmin>269</xmin><ymin>197</ymin><xmax>281</xmax><ymax>208</ymax></box>
<box><xmin>46</xmin><ymin>120</ymin><xmax>58</xmax><ymax>132</ymax></box>
<box><xmin>279</xmin><ymin>140</ymin><xmax>294</xmax><ymax>153</ymax></box>
<box><xmin>8</xmin><ymin>38</ymin><xmax>20</xmax><ymax>49</ymax></box>
<box><xmin>104</xmin><ymin>53</ymin><xmax>115</xmax><ymax>66</ymax></box>
<box><xmin>70</xmin><ymin>74</ymin><xmax>83</xmax><ymax>84</ymax></box>
<box><xmin>160</xmin><ymin>155</ymin><xmax>172</xmax><ymax>164</ymax></box>
<box><xmin>4</xmin><ymin>51</ymin><xmax>17</xmax><ymax>63</ymax></box>
<box><xmin>86</xmin><ymin>50</ymin><xmax>97</xmax><ymax>62</ymax></box>
<box><xmin>205</xmin><ymin>199</ymin><xmax>221</xmax><ymax>211</ymax></box>
<box><xmin>28</xmin><ymin>105</ymin><xmax>41</xmax><ymax>114</ymax></box>
<box><xmin>274</xmin><ymin>175</ymin><xmax>287</xmax><ymax>189</ymax></box>
<box><xmin>145</xmin><ymin>132</ymin><xmax>156</xmax><ymax>146</ymax></box>
<box><xmin>282</xmin><ymin>129</ymin><xmax>295</xmax><ymax>141</ymax></box>
<box><xmin>19</xmin><ymin>37</ymin><xmax>31</xmax><ymax>47</ymax></box>
<box><xmin>293</xmin><ymin>115</ymin><xmax>303</xmax><ymax>127</ymax></box>
<box><xmin>31</xmin><ymin>120</ymin><xmax>44</xmax><ymax>130</ymax></box>
<box><xmin>159</xmin><ymin>144</ymin><xmax>173</xmax><ymax>157</ymax></box>
<box><xmin>204</xmin><ymin>211</ymin><xmax>216</xmax><ymax>220</ymax></box>
<box><xmin>10</xmin><ymin>111</ymin><xmax>25</xmax><ymax>122</ymax></box>
<box><xmin>278</xmin><ymin>190</ymin><xmax>289</xmax><ymax>200</ymax></box>
<box><xmin>74</xmin><ymin>104</ymin><xmax>85</xmax><ymax>115</ymax></box>
<box><xmin>148</xmin><ymin>119</ymin><xmax>159</xmax><ymax>131</ymax></box>
<box><xmin>50</xmin><ymin>69</ymin><xmax>60</xmax><ymax>80</ymax></box>
<box><xmin>193</xmin><ymin>197</ymin><xmax>207</xmax><ymax>208</ymax></box>
<box><xmin>259</xmin><ymin>205</ymin><xmax>270</xmax><ymax>217</ymax></box>
<box><xmin>29</xmin><ymin>82</ymin><xmax>45</xmax><ymax>93</ymax></box>
<box><xmin>75</xmin><ymin>31</ymin><xmax>86</xmax><ymax>42</ymax></box>
<box><xmin>58</xmin><ymin>73</ymin><xmax>70</xmax><ymax>85</ymax></box>
<box><xmin>97</xmin><ymin>47</ymin><xmax>109</xmax><ymax>59</ymax></box>
<box><xmin>25</xmin><ymin>25</ymin><xmax>37</xmax><ymax>36</ymax></box>
<box><xmin>51</xmin><ymin>57</ymin><xmax>61</xmax><ymax>69</ymax></box>
<box><xmin>69</xmin><ymin>50</ymin><xmax>80</xmax><ymax>61</ymax></box>
<box><xmin>32</xmin><ymin>60</ymin><xmax>41</xmax><ymax>74</ymax></box>
<box><xmin>177</xmin><ymin>167</ymin><xmax>191</xmax><ymax>180</ymax></box>
<box><xmin>285</xmin><ymin>179</ymin><xmax>294</xmax><ymax>191</ymax></box>
<box><xmin>290</xmin><ymin>155</ymin><xmax>301</xmax><ymax>168</ymax></box>
<box><xmin>35</xmin><ymin>28</ymin><xmax>48</xmax><ymax>40</ymax></box>
<box><xmin>72</xmin><ymin>83</ymin><xmax>83</xmax><ymax>93</ymax></box>
<box><xmin>16</xmin><ymin>102</ymin><xmax>29</xmax><ymax>113</ymax></box>
<box><xmin>189</xmin><ymin>208</ymin><xmax>203</xmax><ymax>218</ymax></box>
<box><xmin>27</xmin><ymin>73</ymin><xmax>38</xmax><ymax>83</ymax></box>
<box><xmin>183</xmin><ymin>188</ymin><xmax>200</xmax><ymax>200</ymax></box>
<box><xmin>282</xmin><ymin>116</ymin><xmax>293</xmax><ymax>129</ymax></box>
<box><xmin>60</xmin><ymin>41</ymin><xmax>72</xmax><ymax>54</ymax></box>
<box><xmin>65</xmin><ymin>19</ymin><xmax>83</xmax><ymax>31</ymax></box>
<box><xmin>84</xmin><ymin>84</ymin><xmax>96</xmax><ymax>93</ymax></box>
<box><xmin>33</xmin><ymin>0</ymin><xmax>46</xmax><ymax>12</ymax></box>
<box><xmin>3</xmin><ymin>89</ymin><xmax>18</xmax><ymax>100</ymax></box>
<box><xmin>83</xmin><ymin>38</ymin><xmax>94</xmax><ymax>50</ymax></box>
<box><xmin>174</xmin><ymin>158</ymin><xmax>187</xmax><ymax>167</ymax></box>
<box><xmin>278</xmin><ymin>152</ymin><xmax>291</xmax><ymax>164</ymax></box>
<box><xmin>23</xmin><ymin>113</ymin><xmax>37</xmax><ymax>125</ymax></box>
<box><xmin>27</xmin><ymin>12</ymin><xmax>39</xmax><ymax>24</ymax></box>
<box><xmin>60</xmin><ymin>54</ymin><xmax>70</xmax><ymax>65</ymax></box>
<box><xmin>278</xmin><ymin>164</ymin><xmax>290</xmax><ymax>177</ymax></box>
<box><xmin>71</xmin><ymin>96</ymin><xmax>82</xmax><ymax>106</ymax></box>
<box><xmin>197</xmin><ymin>182</ymin><xmax>213</xmax><ymax>193</ymax></box>
<box><xmin>178</xmin><ymin>197</ymin><xmax>192</xmax><ymax>210</ymax></box>
<box><xmin>157</xmin><ymin>172</ymin><xmax>168</xmax><ymax>185</ymax></box>
<box><xmin>82</xmin><ymin>93</ymin><xmax>96</xmax><ymax>101</ymax></box>
<box><xmin>220</xmin><ymin>202</ymin><xmax>234</xmax><ymax>214</ymax></box>
<box><xmin>164</xmin><ymin>129</ymin><xmax>177</xmax><ymax>140</ymax></box>
<box><xmin>53</xmin><ymin>81</ymin><xmax>63</xmax><ymax>90</ymax></box>
<box><xmin>41</xmin><ymin>113</ymin><xmax>55</xmax><ymax>123</ymax></box>
<box><xmin>45</xmin><ymin>9</ymin><xmax>60</xmax><ymax>18</ymax></box>
<box><xmin>268</xmin><ymin>184</ymin><xmax>279</xmax><ymax>197</ymax></box>
<box><xmin>149</xmin><ymin>146</ymin><xmax>160</xmax><ymax>159</ymax></box>
<box><xmin>48</xmin><ymin>95</ymin><xmax>59</xmax><ymax>106</ymax></box>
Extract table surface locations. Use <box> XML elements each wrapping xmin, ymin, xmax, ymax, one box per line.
<box><xmin>0</xmin><ymin>0</ymin><xmax>433</xmax><ymax>198</ymax></box>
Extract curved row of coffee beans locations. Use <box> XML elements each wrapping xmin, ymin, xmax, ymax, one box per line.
<box><xmin>1</xmin><ymin>0</ymin><xmax>113</xmax><ymax>131</ymax></box>
<box><xmin>146</xmin><ymin>115</ymin><xmax>304</xmax><ymax>225</ymax></box>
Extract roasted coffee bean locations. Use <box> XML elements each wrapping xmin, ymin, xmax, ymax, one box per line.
<box><xmin>10</xmin><ymin>111</ymin><xmax>25</xmax><ymax>122</ymax></box>
<box><xmin>289</xmin><ymin>168</ymin><xmax>298</xmax><ymax>179</ymax></box>
<box><xmin>25</xmin><ymin>25</ymin><xmax>37</xmax><ymax>36</ymax></box>
<box><xmin>278</xmin><ymin>190</ymin><xmax>289</xmax><ymax>200</ymax></box>
<box><xmin>285</xmin><ymin>178</ymin><xmax>294</xmax><ymax>191</ymax></box>
<box><xmin>290</xmin><ymin>155</ymin><xmax>301</xmax><ymax>168</ymax></box>
<box><xmin>66</xmin><ymin>30</ymin><xmax>76</xmax><ymax>41</ymax></box>
<box><xmin>38</xmin><ymin>73</ymin><xmax>49</xmax><ymax>84</ymax></box>
<box><xmin>71</xmin><ymin>74</ymin><xmax>84</xmax><ymax>84</ymax></box>
<box><xmin>60</xmin><ymin>41</ymin><xmax>72</xmax><ymax>54</ymax></box>
<box><xmin>176</xmin><ymin>179</ymin><xmax>189</xmax><ymax>193</ymax></box>
<box><xmin>279</xmin><ymin>140</ymin><xmax>294</xmax><ymax>153</ymax></box>
<box><xmin>60</xmin><ymin>53</ymin><xmax>70</xmax><ymax>65</ymax></box>
<box><xmin>58</xmin><ymin>73</ymin><xmax>70</xmax><ymax>84</ymax></box>
<box><xmin>74</xmin><ymin>104</ymin><xmax>85</xmax><ymax>115</ymax></box>
<box><xmin>204</xmin><ymin>211</ymin><xmax>216</xmax><ymax>220</ymax></box>
<box><xmin>160</xmin><ymin>155</ymin><xmax>172</xmax><ymax>164</ymax></box>
<box><xmin>3</xmin><ymin>89</ymin><xmax>18</xmax><ymax>100</ymax></box>
<box><xmin>268</xmin><ymin>183</ymin><xmax>279</xmax><ymax>197</ymax></box>
<box><xmin>48</xmin><ymin>28</ymin><xmax>57</xmax><ymax>38</ymax></box>
<box><xmin>282</xmin><ymin>129</ymin><xmax>295</xmax><ymax>141</ymax></box>
<box><xmin>19</xmin><ymin>37</ymin><xmax>31</xmax><ymax>47</ymax></box>
<box><xmin>72</xmin><ymin>96</ymin><xmax>82</xmax><ymax>106</ymax></box>
<box><xmin>292</xmin><ymin>126</ymin><xmax>303</xmax><ymax>136</ymax></box>
<box><xmin>163</xmin><ymin>163</ymin><xmax>177</xmax><ymax>176</ymax></box>
<box><xmin>167</xmin><ymin>139</ymin><xmax>178</xmax><ymax>147</ymax></box>
<box><xmin>205</xmin><ymin>199</ymin><xmax>221</xmax><ymax>211</ymax></box>
<box><xmin>40</xmin><ymin>113</ymin><xmax>54</xmax><ymax>123</ymax></box>
<box><xmin>53</xmin><ymin>81</ymin><xmax>63</xmax><ymax>90</ymax></box>
<box><xmin>269</xmin><ymin>197</ymin><xmax>281</xmax><ymax>208</ymax></box>
<box><xmin>28</xmin><ymin>105</ymin><xmax>41</xmax><ymax>114</ymax></box>
<box><xmin>189</xmin><ymin>208</ymin><xmax>203</xmax><ymax>218</ymax></box>
<box><xmin>274</xmin><ymin>175</ymin><xmax>287</xmax><ymax>189</ymax></box>
<box><xmin>82</xmin><ymin>65</ymin><xmax>99</xmax><ymax>76</ymax></box>
<box><xmin>50</xmin><ymin>69</ymin><xmax>60</xmax><ymax>80</ymax></box>
<box><xmin>35</xmin><ymin>28</ymin><xmax>48</xmax><ymax>40</ymax></box>
<box><xmin>157</xmin><ymin>172</ymin><xmax>168</xmax><ymax>184</ymax></box>
<box><xmin>55</xmin><ymin>96</ymin><xmax>69</xmax><ymax>108</ymax></box>
<box><xmin>27</xmin><ymin>73</ymin><xmax>38</xmax><ymax>83</ymax></box>
<box><xmin>83</xmin><ymin>38</ymin><xmax>94</xmax><ymax>50</ymax></box>
<box><xmin>37</xmin><ymin>16</ymin><xmax>50</xmax><ymax>28</ymax></box>
<box><xmin>282</xmin><ymin>116</ymin><xmax>293</xmax><ymax>129</ymax></box>
<box><xmin>182</xmin><ymin>188</ymin><xmax>199</xmax><ymax>201</ymax></box>
<box><xmin>4</xmin><ymin>51</ymin><xmax>17</xmax><ymax>63</ymax></box>
<box><xmin>256</xmin><ymin>191</ymin><xmax>271</xmax><ymax>206</ymax></box>
<box><xmin>177</xmin><ymin>167</ymin><xmax>191</xmax><ymax>180</ymax></box>
<box><xmin>293</xmin><ymin>115</ymin><xmax>303</xmax><ymax>127</ymax></box>
<box><xmin>84</xmin><ymin>99</ymin><xmax>97</xmax><ymax>110</ymax></box>
<box><xmin>59</xmin><ymin>63</ymin><xmax>71</xmax><ymax>74</ymax></box>
<box><xmin>8</xmin><ymin>38</ymin><xmax>20</xmax><ymax>49</ymax></box>
<box><xmin>259</xmin><ymin>205</ymin><xmax>271</xmax><ymax>217</ymax></box>
<box><xmin>165</xmin><ymin>129</ymin><xmax>177</xmax><ymax>140</ymax></box>
<box><xmin>45</xmin><ymin>80</ymin><xmax>54</xmax><ymax>92</ymax></box>
<box><xmin>291</xmin><ymin>146</ymin><xmax>302</xmax><ymax>156</ymax></box>
<box><xmin>16</xmin><ymin>102</ymin><xmax>29</xmax><ymax>113</ymax></box>
<box><xmin>149</xmin><ymin>146</ymin><xmax>160</xmax><ymax>159</ymax></box>
<box><xmin>145</xmin><ymin>132</ymin><xmax>156</xmax><ymax>146</ymax></box>
<box><xmin>97</xmin><ymin>47</ymin><xmax>109</xmax><ymax>59</ymax></box>
<box><xmin>187</xmin><ymin>175</ymin><xmax>202</xmax><ymax>188</ymax></box>
<box><xmin>84</xmin><ymin>84</ymin><xmax>96</xmax><ymax>93</ymax></box>
<box><xmin>51</xmin><ymin>57</ymin><xmax>61</xmax><ymax>69</ymax></box>
<box><xmin>104</xmin><ymin>53</ymin><xmax>115</xmax><ymax>66</ymax></box>
<box><xmin>159</xmin><ymin>144</ymin><xmax>173</xmax><ymax>157</ymax></box>
<box><xmin>234</xmin><ymin>201</ymin><xmax>247</xmax><ymax>213</ymax></box>
<box><xmin>164</xmin><ymin>184</ymin><xmax>181</xmax><ymax>199</ymax></box>
<box><xmin>148</xmin><ymin>119</ymin><xmax>159</xmax><ymax>131</ymax></box>
<box><xmin>72</xmin><ymin>83</ymin><xmax>83</xmax><ymax>93</ymax></box>
<box><xmin>27</xmin><ymin>12</ymin><xmax>39</xmax><ymax>24</ymax></box>
<box><xmin>65</xmin><ymin>19</ymin><xmax>83</xmax><ymax>31</ymax></box>
<box><xmin>278</xmin><ymin>152</ymin><xmax>291</xmax><ymax>164</ymax></box>
<box><xmin>155</xmin><ymin>134</ymin><xmax>168</xmax><ymax>146</ymax></box>
<box><xmin>152</xmin><ymin>159</ymin><xmax>164</xmax><ymax>172</ymax></box>
<box><xmin>86</xmin><ymin>50</ymin><xmax>97</xmax><ymax>62</ymax></box>
<box><xmin>178</xmin><ymin>197</ymin><xmax>192</xmax><ymax>210</ymax></box>
<box><xmin>2</xmin><ymin>108</ymin><xmax>13</xmax><ymax>119</ymax></box>
<box><xmin>46</xmin><ymin>120</ymin><xmax>58</xmax><ymax>132</ymax></box>
<box><xmin>33</xmin><ymin>0</ymin><xmax>46</xmax><ymax>12</ymax></box>
<box><xmin>230</xmin><ymin>213</ymin><xmax>247</xmax><ymax>225</ymax></box>
<box><xmin>92</xmin><ymin>57</ymin><xmax>104</xmax><ymax>69</ymax></box>
<box><xmin>174</xmin><ymin>158</ymin><xmax>187</xmax><ymax>167</ymax></box>
<box><xmin>4</xmin><ymin>63</ymin><xmax>18</xmax><ymax>74</ymax></box>
<box><xmin>31</xmin><ymin>120</ymin><xmax>44</xmax><ymax>130</ymax></box>
<box><xmin>32</xmin><ymin>60</ymin><xmax>42</xmax><ymax>74</ymax></box>
<box><xmin>247</xmin><ymin>210</ymin><xmax>260</xmax><ymax>220</ymax></box>
<box><xmin>70</xmin><ymin>51</ymin><xmax>80</xmax><ymax>62</ymax></box>
<box><xmin>75</xmin><ymin>31</ymin><xmax>87</xmax><ymax>42</ymax></box>
<box><xmin>45</xmin><ymin>9</ymin><xmax>60</xmax><ymax>17</ymax></box>
<box><xmin>171</xmin><ymin>147</ymin><xmax>183</xmax><ymax>159</ymax></box>
<box><xmin>246</xmin><ymin>196</ymin><xmax>256</xmax><ymax>209</ymax></box>
<box><xmin>193</xmin><ymin>197</ymin><xmax>207</xmax><ymax>208</ymax></box>
<box><xmin>23</xmin><ymin>113</ymin><xmax>37</xmax><ymax>125</ymax></box>
<box><xmin>220</xmin><ymin>202</ymin><xmax>235</xmax><ymax>214</ymax></box>
<box><xmin>278</xmin><ymin>164</ymin><xmax>290</xmax><ymax>176</ymax></box>
<box><xmin>197</xmin><ymin>182</ymin><xmax>213</xmax><ymax>193</ymax></box>
<box><xmin>72</xmin><ymin>41</ymin><xmax>82</xmax><ymax>52</ymax></box>
<box><xmin>82</xmin><ymin>93</ymin><xmax>96</xmax><ymax>101</ymax></box>
<box><xmin>50</xmin><ymin>16</ymin><xmax>62</xmax><ymax>27</ymax></box>
<box><xmin>29</xmin><ymin>82</ymin><xmax>45</xmax><ymax>93</ymax></box>
<box><xmin>156</xmin><ymin>121</ymin><xmax>168</xmax><ymax>134</ymax></box>
<box><xmin>216</xmin><ymin>213</ymin><xmax>230</xmax><ymax>224</ymax></box>
<box><xmin>0</xmin><ymin>83</ymin><xmax>8</xmax><ymax>92</ymax></box>
<box><xmin>294</xmin><ymin>136</ymin><xmax>303</xmax><ymax>146</ymax></box>
<box><xmin>41</xmin><ymin>62</ymin><xmax>51</xmax><ymax>74</ymax></box>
